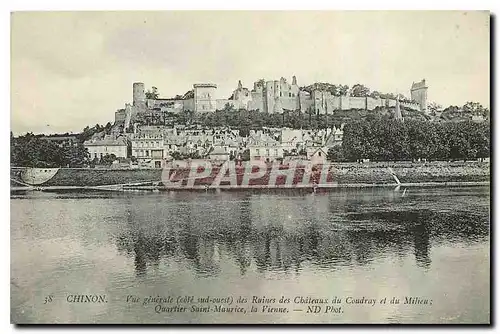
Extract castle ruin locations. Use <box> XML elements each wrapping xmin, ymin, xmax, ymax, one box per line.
<box><xmin>115</xmin><ymin>77</ymin><xmax>428</xmax><ymax>131</ymax></box>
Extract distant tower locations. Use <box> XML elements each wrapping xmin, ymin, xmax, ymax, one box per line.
<box><xmin>410</xmin><ymin>79</ymin><xmax>428</xmax><ymax>112</ymax></box>
<box><xmin>133</xmin><ymin>82</ymin><xmax>146</xmax><ymax>106</ymax></box>
<box><xmin>292</xmin><ymin>75</ymin><xmax>297</xmax><ymax>86</ymax></box>
<box><xmin>238</xmin><ymin>80</ymin><xmax>243</xmax><ymax>90</ymax></box>
<box><xmin>395</xmin><ymin>98</ymin><xmax>403</xmax><ymax>121</ymax></box>
<box><xmin>193</xmin><ymin>83</ymin><xmax>217</xmax><ymax>113</ymax></box>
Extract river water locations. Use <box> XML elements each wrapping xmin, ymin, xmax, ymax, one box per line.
<box><xmin>10</xmin><ymin>186</ymin><xmax>490</xmax><ymax>324</ymax></box>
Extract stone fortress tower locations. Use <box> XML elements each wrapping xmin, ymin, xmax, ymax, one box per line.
<box><xmin>133</xmin><ymin>82</ymin><xmax>146</xmax><ymax>107</ymax></box>
<box><xmin>410</xmin><ymin>79</ymin><xmax>428</xmax><ymax>112</ymax></box>
<box><xmin>194</xmin><ymin>83</ymin><xmax>217</xmax><ymax>113</ymax></box>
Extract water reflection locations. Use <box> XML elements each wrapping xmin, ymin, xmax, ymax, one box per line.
<box><xmin>112</xmin><ymin>189</ymin><xmax>489</xmax><ymax>277</ymax></box>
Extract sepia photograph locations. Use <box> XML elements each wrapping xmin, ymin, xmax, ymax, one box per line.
<box><xmin>9</xmin><ymin>10</ymin><xmax>490</xmax><ymax>325</ymax></box>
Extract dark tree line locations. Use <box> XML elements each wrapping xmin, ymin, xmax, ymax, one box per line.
<box><xmin>160</xmin><ymin>106</ymin><xmax>413</xmax><ymax>132</ymax></box>
<box><xmin>10</xmin><ymin>123</ymin><xmax>115</xmax><ymax>168</ymax></box>
<box><xmin>145</xmin><ymin>99</ymin><xmax>489</xmax><ymax>133</ymax></box>
<box><xmin>341</xmin><ymin>119</ymin><xmax>490</xmax><ymax>162</ymax></box>
<box><xmin>10</xmin><ymin>133</ymin><xmax>90</xmax><ymax>167</ymax></box>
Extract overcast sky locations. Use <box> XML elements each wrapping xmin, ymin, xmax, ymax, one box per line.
<box><xmin>11</xmin><ymin>11</ymin><xmax>490</xmax><ymax>135</ymax></box>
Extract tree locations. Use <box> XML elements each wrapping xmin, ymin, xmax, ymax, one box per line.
<box><xmin>100</xmin><ymin>154</ymin><xmax>117</xmax><ymax>165</ymax></box>
<box><xmin>171</xmin><ymin>152</ymin><xmax>182</xmax><ymax>160</ymax></box>
<box><xmin>380</xmin><ymin>92</ymin><xmax>396</xmax><ymax>100</ymax></box>
<box><xmin>462</xmin><ymin>101</ymin><xmax>489</xmax><ymax>118</ymax></box>
<box><xmin>396</xmin><ymin>93</ymin><xmax>408</xmax><ymax>101</ymax></box>
<box><xmin>341</xmin><ymin>120</ymin><xmax>366</xmax><ymax>161</ymax></box>
<box><xmin>145</xmin><ymin>86</ymin><xmax>159</xmax><ymax>99</ymax></box>
<box><xmin>440</xmin><ymin>105</ymin><xmax>463</xmax><ymax>121</ymax></box>
<box><xmin>405</xmin><ymin>120</ymin><xmax>439</xmax><ymax>160</ymax></box>
<box><xmin>427</xmin><ymin>102</ymin><xmax>442</xmax><ymax>115</ymax></box>
<box><xmin>338</xmin><ymin>85</ymin><xmax>350</xmax><ymax>96</ymax></box>
<box><xmin>223</xmin><ymin>103</ymin><xmax>235</xmax><ymax>112</ymax></box>
<box><xmin>350</xmin><ymin>84</ymin><xmax>370</xmax><ymax>97</ymax></box>
<box><xmin>327</xmin><ymin>146</ymin><xmax>344</xmax><ymax>162</ymax></box>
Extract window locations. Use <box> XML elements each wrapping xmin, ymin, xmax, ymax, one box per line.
<box><xmin>266</xmin><ymin>149</ymin><xmax>270</xmax><ymax>156</ymax></box>
<box><xmin>256</xmin><ymin>149</ymin><xmax>260</xmax><ymax>155</ymax></box>
<box><xmin>275</xmin><ymin>149</ymin><xmax>278</xmax><ymax>156</ymax></box>
<box><xmin>146</xmin><ymin>150</ymin><xmax>149</xmax><ymax>157</ymax></box>
<box><xmin>318</xmin><ymin>152</ymin><xmax>322</xmax><ymax>157</ymax></box>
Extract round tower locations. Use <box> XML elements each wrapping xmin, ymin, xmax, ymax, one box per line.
<box><xmin>133</xmin><ymin>82</ymin><xmax>146</xmax><ymax>106</ymax></box>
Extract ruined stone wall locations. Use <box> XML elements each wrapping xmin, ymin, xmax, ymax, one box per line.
<box><xmin>280</xmin><ymin>97</ymin><xmax>299</xmax><ymax>111</ymax></box>
<box><xmin>349</xmin><ymin>97</ymin><xmax>367</xmax><ymax>110</ymax></box>
<box><xmin>216</xmin><ymin>99</ymin><xmax>245</xmax><ymax>110</ymax></box>
<box><xmin>299</xmin><ymin>92</ymin><xmax>314</xmax><ymax>113</ymax></box>
<box><xmin>366</xmin><ymin>97</ymin><xmax>384</xmax><ymax>110</ymax></box>
<box><xmin>183</xmin><ymin>98</ymin><xmax>195</xmax><ymax>112</ymax></box>
<box><xmin>248</xmin><ymin>91</ymin><xmax>264</xmax><ymax>111</ymax></box>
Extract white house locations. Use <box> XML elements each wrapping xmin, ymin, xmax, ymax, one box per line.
<box><xmin>247</xmin><ymin>133</ymin><xmax>284</xmax><ymax>162</ymax></box>
<box><xmin>84</xmin><ymin>135</ymin><xmax>129</xmax><ymax>160</ymax></box>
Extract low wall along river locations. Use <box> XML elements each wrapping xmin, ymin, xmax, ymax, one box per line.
<box><xmin>10</xmin><ymin>161</ymin><xmax>490</xmax><ymax>191</ymax></box>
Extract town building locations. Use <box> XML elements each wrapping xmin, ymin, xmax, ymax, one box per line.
<box><xmin>207</xmin><ymin>146</ymin><xmax>231</xmax><ymax>161</ymax></box>
<box><xmin>306</xmin><ymin>146</ymin><xmax>329</xmax><ymax>165</ymax></box>
<box><xmin>84</xmin><ymin>135</ymin><xmax>130</xmax><ymax>160</ymax></box>
<box><xmin>247</xmin><ymin>131</ymin><xmax>284</xmax><ymax>162</ymax></box>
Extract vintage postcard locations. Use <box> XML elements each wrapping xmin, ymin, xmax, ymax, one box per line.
<box><xmin>10</xmin><ymin>11</ymin><xmax>490</xmax><ymax>324</ymax></box>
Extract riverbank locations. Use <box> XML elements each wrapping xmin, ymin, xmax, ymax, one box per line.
<box><xmin>10</xmin><ymin>161</ymin><xmax>490</xmax><ymax>191</ymax></box>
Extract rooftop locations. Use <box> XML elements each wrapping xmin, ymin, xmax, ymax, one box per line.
<box><xmin>84</xmin><ymin>135</ymin><xmax>128</xmax><ymax>147</ymax></box>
